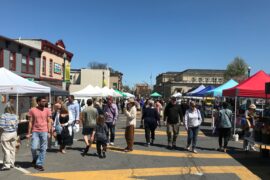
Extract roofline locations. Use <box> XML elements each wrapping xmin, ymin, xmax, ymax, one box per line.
<box><xmin>0</xmin><ymin>35</ymin><xmax>42</xmax><ymax>52</ymax></box>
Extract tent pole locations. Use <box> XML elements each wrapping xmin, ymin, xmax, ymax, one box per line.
<box><xmin>16</xmin><ymin>93</ymin><xmax>19</xmax><ymax>117</ymax></box>
<box><xmin>234</xmin><ymin>96</ymin><xmax>237</xmax><ymax>135</ymax></box>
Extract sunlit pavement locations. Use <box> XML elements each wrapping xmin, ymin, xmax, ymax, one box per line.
<box><xmin>0</xmin><ymin>114</ymin><xmax>269</xmax><ymax>180</ymax></box>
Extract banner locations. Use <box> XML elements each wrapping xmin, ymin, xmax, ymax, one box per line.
<box><xmin>65</xmin><ymin>64</ymin><xmax>70</xmax><ymax>81</ymax></box>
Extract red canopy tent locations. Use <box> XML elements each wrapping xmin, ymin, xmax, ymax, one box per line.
<box><xmin>223</xmin><ymin>70</ymin><xmax>270</xmax><ymax>98</ymax></box>
<box><xmin>222</xmin><ymin>70</ymin><xmax>270</xmax><ymax>137</ymax></box>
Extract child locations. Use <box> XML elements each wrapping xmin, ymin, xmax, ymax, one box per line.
<box><xmin>95</xmin><ymin>115</ymin><xmax>108</xmax><ymax>158</ymax></box>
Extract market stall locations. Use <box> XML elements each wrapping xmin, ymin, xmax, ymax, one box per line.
<box><xmin>222</xmin><ymin>70</ymin><xmax>270</xmax><ymax>153</ymax></box>
<box><xmin>0</xmin><ymin>67</ymin><xmax>51</xmax><ymax>136</ymax></box>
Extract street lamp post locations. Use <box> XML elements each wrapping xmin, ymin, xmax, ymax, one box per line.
<box><xmin>248</xmin><ymin>66</ymin><xmax>251</xmax><ymax>77</ymax></box>
<box><xmin>62</xmin><ymin>52</ymin><xmax>67</xmax><ymax>90</ymax></box>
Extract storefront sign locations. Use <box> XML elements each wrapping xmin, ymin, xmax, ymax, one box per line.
<box><xmin>54</xmin><ymin>63</ymin><xmax>62</xmax><ymax>75</ymax></box>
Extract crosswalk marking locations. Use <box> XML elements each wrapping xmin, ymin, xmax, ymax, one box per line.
<box><xmin>28</xmin><ymin>166</ymin><xmax>260</xmax><ymax>180</ymax></box>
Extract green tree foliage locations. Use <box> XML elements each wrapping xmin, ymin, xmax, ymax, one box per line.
<box><xmin>224</xmin><ymin>57</ymin><xmax>249</xmax><ymax>82</ymax></box>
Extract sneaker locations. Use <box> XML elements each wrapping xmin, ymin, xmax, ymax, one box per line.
<box><xmin>34</xmin><ymin>165</ymin><xmax>45</xmax><ymax>171</ymax></box>
<box><xmin>109</xmin><ymin>142</ymin><xmax>114</xmax><ymax>146</ymax></box>
<box><xmin>146</xmin><ymin>143</ymin><xmax>150</xmax><ymax>147</ymax></box>
<box><xmin>192</xmin><ymin>149</ymin><xmax>198</xmax><ymax>154</ymax></box>
<box><xmin>150</xmin><ymin>139</ymin><xmax>154</xmax><ymax>145</ymax></box>
<box><xmin>102</xmin><ymin>151</ymin><xmax>106</xmax><ymax>158</ymax></box>
<box><xmin>166</xmin><ymin>145</ymin><xmax>172</xmax><ymax>150</ymax></box>
<box><xmin>186</xmin><ymin>146</ymin><xmax>191</xmax><ymax>151</ymax></box>
<box><xmin>172</xmin><ymin>145</ymin><xmax>177</xmax><ymax>150</ymax></box>
<box><xmin>124</xmin><ymin>148</ymin><xmax>132</xmax><ymax>152</ymax></box>
<box><xmin>251</xmin><ymin>146</ymin><xmax>257</xmax><ymax>151</ymax></box>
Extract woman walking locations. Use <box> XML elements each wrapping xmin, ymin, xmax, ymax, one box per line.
<box><xmin>142</xmin><ymin>100</ymin><xmax>160</xmax><ymax>146</ymax></box>
<box><xmin>0</xmin><ymin>106</ymin><xmax>18</xmax><ymax>171</ymax></box>
<box><xmin>184</xmin><ymin>101</ymin><xmax>202</xmax><ymax>153</ymax></box>
<box><xmin>216</xmin><ymin>102</ymin><xmax>232</xmax><ymax>152</ymax></box>
<box><xmin>124</xmin><ymin>98</ymin><xmax>137</xmax><ymax>152</ymax></box>
<box><xmin>54</xmin><ymin>106</ymin><xmax>73</xmax><ymax>153</ymax></box>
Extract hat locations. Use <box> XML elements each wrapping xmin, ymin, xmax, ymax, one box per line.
<box><xmin>128</xmin><ymin>98</ymin><xmax>135</xmax><ymax>103</ymax></box>
<box><xmin>249</xmin><ymin>104</ymin><xmax>256</xmax><ymax>109</ymax></box>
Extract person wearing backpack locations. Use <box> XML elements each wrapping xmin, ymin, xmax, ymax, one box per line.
<box><xmin>81</xmin><ymin>99</ymin><xmax>99</xmax><ymax>155</ymax></box>
<box><xmin>216</xmin><ymin>102</ymin><xmax>232</xmax><ymax>153</ymax></box>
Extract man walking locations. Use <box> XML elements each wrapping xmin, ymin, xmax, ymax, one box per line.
<box><xmin>66</xmin><ymin>95</ymin><xmax>80</xmax><ymax>125</ymax></box>
<box><xmin>164</xmin><ymin>97</ymin><xmax>183</xmax><ymax>149</ymax></box>
<box><xmin>81</xmin><ymin>99</ymin><xmax>99</xmax><ymax>155</ymax></box>
<box><xmin>103</xmin><ymin>96</ymin><xmax>118</xmax><ymax>146</ymax></box>
<box><xmin>27</xmin><ymin>97</ymin><xmax>52</xmax><ymax>171</ymax></box>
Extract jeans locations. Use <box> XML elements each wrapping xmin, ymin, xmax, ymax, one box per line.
<box><xmin>166</xmin><ymin>123</ymin><xmax>180</xmax><ymax>146</ymax></box>
<box><xmin>187</xmin><ymin>126</ymin><xmax>199</xmax><ymax>149</ymax></box>
<box><xmin>105</xmin><ymin>122</ymin><xmax>115</xmax><ymax>143</ymax></box>
<box><xmin>144</xmin><ymin>122</ymin><xmax>157</xmax><ymax>143</ymax></box>
<box><xmin>218</xmin><ymin>128</ymin><xmax>231</xmax><ymax>149</ymax></box>
<box><xmin>243</xmin><ymin>129</ymin><xmax>255</xmax><ymax>151</ymax></box>
<box><xmin>31</xmin><ymin>132</ymin><xmax>48</xmax><ymax>166</ymax></box>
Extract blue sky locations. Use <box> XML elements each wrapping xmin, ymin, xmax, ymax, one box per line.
<box><xmin>1</xmin><ymin>0</ymin><xmax>270</xmax><ymax>87</ymax></box>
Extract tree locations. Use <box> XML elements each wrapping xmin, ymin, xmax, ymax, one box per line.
<box><xmin>122</xmin><ymin>85</ymin><xmax>131</xmax><ymax>92</ymax></box>
<box><xmin>224</xmin><ymin>57</ymin><xmax>249</xmax><ymax>82</ymax></box>
<box><xmin>88</xmin><ymin>61</ymin><xmax>108</xmax><ymax>69</ymax></box>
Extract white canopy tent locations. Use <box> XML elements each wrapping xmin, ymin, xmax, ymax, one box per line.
<box><xmin>123</xmin><ymin>92</ymin><xmax>135</xmax><ymax>98</ymax></box>
<box><xmin>72</xmin><ymin>85</ymin><xmax>122</xmax><ymax>97</ymax></box>
<box><xmin>172</xmin><ymin>92</ymin><xmax>182</xmax><ymax>97</ymax></box>
<box><xmin>0</xmin><ymin>67</ymin><xmax>51</xmax><ymax>115</ymax></box>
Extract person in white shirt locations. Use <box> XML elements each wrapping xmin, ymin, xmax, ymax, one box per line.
<box><xmin>124</xmin><ymin>98</ymin><xmax>137</xmax><ymax>152</ymax></box>
<box><xmin>184</xmin><ymin>101</ymin><xmax>202</xmax><ymax>153</ymax></box>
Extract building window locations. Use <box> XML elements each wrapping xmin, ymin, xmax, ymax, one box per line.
<box><xmin>9</xmin><ymin>52</ymin><xmax>16</xmax><ymax>71</ymax></box>
<box><xmin>205</xmin><ymin>78</ymin><xmax>209</xmax><ymax>83</ymax></box>
<box><xmin>42</xmin><ymin>56</ymin><xmax>46</xmax><ymax>75</ymax></box>
<box><xmin>0</xmin><ymin>49</ymin><xmax>3</xmax><ymax>67</ymax></box>
<box><xmin>21</xmin><ymin>55</ymin><xmax>35</xmax><ymax>74</ymax></box>
<box><xmin>198</xmin><ymin>78</ymin><xmax>202</xmax><ymax>83</ymax></box>
<box><xmin>219</xmin><ymin>78</ymin><xmax>223</xmax><ymax>83</ymax></box>
<box><xmin>21</xmin><ymin>55</ymin><xmax>27</xmax><ymax>73</ymax></box>
<box><xmin>49</xmin><ymin>59</ymin><xmax>53</xmax><ymax>77</ymax></box>
<box><xmin>29</xmin><ymin>57</ymin><xmax>35</xmax><ymax>74</ymax></box>
<box><xmin>192</xmin><ymin>77</ymin><xmax>196</xmax><ymax>82</ymax></box>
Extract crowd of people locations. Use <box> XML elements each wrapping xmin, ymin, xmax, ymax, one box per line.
<box><xmin>0</xmin><ymin>94</ymin><xmax>259</xmax><ymax>172</ymax></box>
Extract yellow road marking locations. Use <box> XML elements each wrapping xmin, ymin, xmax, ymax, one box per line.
<box><xmin>29</xmin><ymin>166</ymin><xmax>259</xmax><ymax>180</ymax></box>
<box><xmin>115</xmin><ymin>131</ymin><xmax>206</xmax><ymax>137</ymax></box>
<box><xmin>117</xmin><ymin>149</ymin><xmax>233</xmax><ymax>159</ymax></box>
<box><xmin>88</xmin><ymin>145</ymin><xmax>233</xmax><ymax>159</ymax></box>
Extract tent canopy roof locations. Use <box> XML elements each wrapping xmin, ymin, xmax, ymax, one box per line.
<box><xmin>187</xmin><ymin>85</ymin><xmax>205</xmax><ymax>95</ymax></box>
<box><xmin>223</xmin><ymin>70</ymin><xmax>270</xmax><ymax>98</ymax></box>
<box><xmin>0</xmin><ymin>67</ymin><xmax>50</xmax><ymax>94</ymax></box>
<box><xmin>207</xmin><ymin>79</ymin><xmax>238</xmax><ymax>97</ymax></box>
<box><xmin>150</xmin><ymin>92</ymin><xmax>162</xmax><ymax>97</ymax></box>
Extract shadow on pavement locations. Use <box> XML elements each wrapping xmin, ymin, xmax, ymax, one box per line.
<box><xmin>227</xmin><ymin>148</ymin><xmax>270</xmax><ymax>179</ymax></box>
<box><xmin>13</xmin><ymin>161</ymin><xmax>33</xmax><ymax>169</ymax></box>
<box><xmin>134</xmin><ymin>142</ymin><xmax>186</xmax><ymax>151</ymax></box>
<box><xmin>107</xmin><ymin>146</ymin><xmax>125</xmax><ymax>152</ymax></box>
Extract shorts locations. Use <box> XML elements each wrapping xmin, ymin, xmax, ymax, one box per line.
<box><xmin>82</xmin><ymin>127</ymin><xmax>94</xmax><ymax>135</ymax></box>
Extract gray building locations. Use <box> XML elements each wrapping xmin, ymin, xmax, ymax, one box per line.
<box><xmin>0</xmin><ymin>35</ymin><xmax>41</xmax><ymax>80</ymax></box>
<box><xmin>154</xmin><ymin>69</ymin><xmax>226</xmax><ymax>99</ymax></box>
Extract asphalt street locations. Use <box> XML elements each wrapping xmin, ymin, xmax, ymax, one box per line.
<box><xmin>0</xmin><ymin>113</ymin><xmax>269</xmax><ymax>180</ymax></box>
